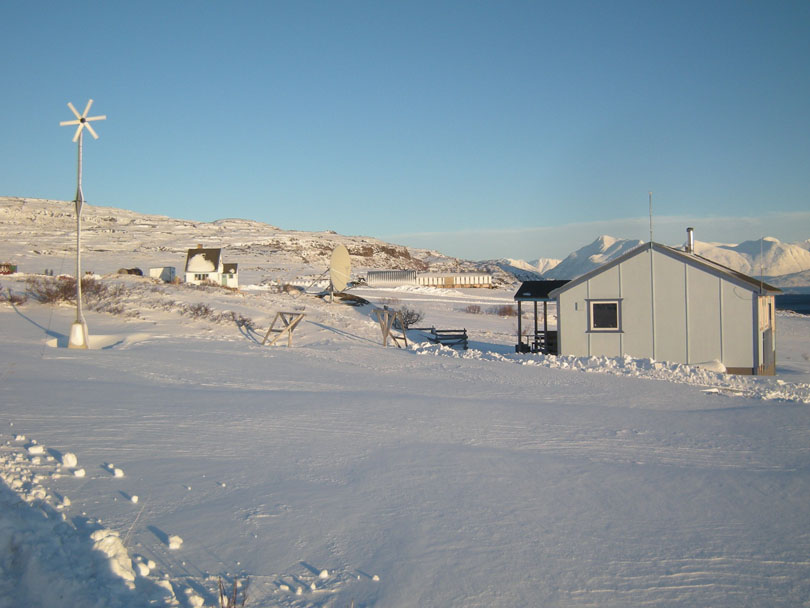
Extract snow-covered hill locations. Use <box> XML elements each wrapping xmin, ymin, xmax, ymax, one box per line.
<box><xmin>541</xmin><ymin>235</ymin><xmax>645</xmax><ymax>279</ymax></box>
<box><xmin>0</xmin><ymin>197</ymin><xmax>475</xmax><ymax>285</ymax></box>
<box><xmin>699</xmin><ymin>237</ymin><xmax>810</xmax><ymax>278</ymax></box>
<box><xmin>530</xmin><ymin>257</ymin><xmax>562</xmax><ymax>275</ymax></box>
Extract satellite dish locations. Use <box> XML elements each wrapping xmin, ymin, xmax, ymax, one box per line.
<box><xmin>329</xmin><ymin>245</ymin><xmax>351</xmax><ymax>293</ymax></box>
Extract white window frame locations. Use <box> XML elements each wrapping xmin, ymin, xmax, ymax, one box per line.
<box><xmin>588</xmin><ymin>299</ymin><xmax>622</xmax><ymax>332</ymax></box>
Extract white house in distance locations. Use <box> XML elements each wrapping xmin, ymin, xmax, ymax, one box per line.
<box><xmin>184</xmin><ymin>246</ymin><xmax>238</xmax><ymax>288</ymax></box>
<box><xmin>548</xmin><ymin>230</ymin><xmax>781</xmax><ymax>375</ymax></box>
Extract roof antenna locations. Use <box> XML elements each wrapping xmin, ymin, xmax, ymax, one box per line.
<box><xmin>648</xmin><ymin>191</ymin><xmax>653</xmax><ymax>243</ymax></box>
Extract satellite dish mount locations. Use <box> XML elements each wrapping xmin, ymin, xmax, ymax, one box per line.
<box><xmin>60</xmin><ymin>100</ymin><xmax>106</xmax><ymax>348</ymax></box>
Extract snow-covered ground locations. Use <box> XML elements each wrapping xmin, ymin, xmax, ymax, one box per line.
<box><xmin>2</xmin><ymin>273</ymin><xmax>810</xmax><ymax>607</ymax></box>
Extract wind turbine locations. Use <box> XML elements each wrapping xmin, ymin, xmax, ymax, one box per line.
<box><xmin>60</xmin><ymin>99</ymin><xmax>106</xmax><ymax>349</ymax></box>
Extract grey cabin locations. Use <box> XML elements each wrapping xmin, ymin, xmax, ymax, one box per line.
<box><xmin>546</xmin><ymin>239</ymin><xmax>780</xmax><ymax>375</ymax></box>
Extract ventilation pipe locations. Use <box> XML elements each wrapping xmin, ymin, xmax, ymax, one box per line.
<box><xmin>686</xmin><ymin>227</ymin><xmax>695</xmax><ymax>254</ymax></box>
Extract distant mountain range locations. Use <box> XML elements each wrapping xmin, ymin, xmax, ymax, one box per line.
<box><xmin>484</xmin><ymin>235</ymin><xmax>810</xmax><ymax>289</ymax></box>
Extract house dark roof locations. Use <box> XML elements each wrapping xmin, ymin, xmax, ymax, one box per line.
<box><xmin>547</xmin><ymin>242</ymin><xmax>781</xmax><ymax>298</ymax></box>
<box><xmin>514</xmin><ymin>280</ymin><xmax>570</xmax><ymax>301</ymax></box>
<box><xmin>222</xmin><ymin>263</ymin><xmax>238</xmax><ymax>274</ymax></box>
<box><xmin>184</xmin><ymin>248</ymin><xmax>221</xmax><ymax>273</ymax></box>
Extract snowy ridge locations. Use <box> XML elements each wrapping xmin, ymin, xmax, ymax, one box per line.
<box><xmin>529</xmin><ymin>256</ymin><xmax>562</xmax><ymax>275</ymax></box>
<box><xmin>533</xmin><ymin>234</ymin><xmax>810</xmax><ymax>281</ymax></box>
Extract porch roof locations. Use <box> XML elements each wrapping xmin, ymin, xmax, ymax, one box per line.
<box><xmin>514</xmin><ymin>280</ymin><xmax>570</xmax><ymax>302</ymax></box>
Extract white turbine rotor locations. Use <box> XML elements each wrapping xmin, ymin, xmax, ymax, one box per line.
<box><xmin>60</xmin><ymin>99</ymin><xmax>106</xmax><ymax>141</ymax></box>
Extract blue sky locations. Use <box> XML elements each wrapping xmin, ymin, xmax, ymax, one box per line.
<box><xmin>3</xmin><ymin>1</ymin><xmax>809</xmax><ymax>260</ymax></box>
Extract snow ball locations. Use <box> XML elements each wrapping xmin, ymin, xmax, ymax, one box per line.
<box><xmin>130</xmin><ymin>495</ymin><xmax>139</xmax><ymax>504</ymax></box>
<box><xmin>219</xmin><ymin>482</ymin><xmax>226</xmax><ymax>488</ymax></box>
<box><xmin>62</xmin><ymin>452</ymin><xmax>78</xmax><ymax>468</ymax></box>
<box><xmin>135</xmin><ymin>561</ymin><xmax>151</xmax><ymax>576</ymax></box>
<box><xmin>319</xmin><ymin>569</ymin><xmax>329</xmax><ymax>579</ymax></box>
<box><xmin>168</xmin><ymin>534</ymin><xmax>183</xmax><ymax>550</ymax></box>
<box><xmin>27</xmin><ymin>444</ymin><xmax>45</xmax><ymax>455</ymax></box>
<box><xmin>62</xmin><ymin>495</ymin><xmax>71</xmax><ymax>507</ymax></box>
<box><xmin>113</xmin><ymin>467</ymin><xmax>124</xmax><ymax>478</ymax></box>
<box><xmin>154</xmin><ymin>578</ymin><xmax>175</xmax><ymax>599</ymax></box>
<box><xmin>188</xmin><ymin>594</ymin><xmax>204</xmax><ymax>608</ymax></box>
<box><xmin>279</xmin><ymin>584</ymin><xmax>290</xmax><ymax>591</ymax></box>
<box><xmin>372</xmin><ymin>574</ymin><xmax>380</xmax><ymax>582</ymax></box>
<box><xmin>74</xmin><ymin>468</ymin><xmax>86</xmax><ymax>478</ymax></box>
<box><xmin>14</xmin><ymin>434</ymin><xmax>25</xmax><ymax>441</ymax></box>
<box><xmin>310</xmin><ymin>582</ymin><xmax>317</xmax><ymax>591</ymax></box>
<box><xmin>31</xmin><ymin>456</ymin><xmax>41</xmax><ymax>465</ymax></box>
<box><xmin>296</xmin><ymin>586</ymin><xmax>303</xmax><ymax>595</ymax></box>
<box><xmin>91</xmin><ymin>529</ymin><xmax>136</xmax><ymax>583</ymax></box>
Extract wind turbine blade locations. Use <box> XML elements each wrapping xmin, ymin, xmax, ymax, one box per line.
<box><xmin>82</xmin><ymin>99</ymin><xmax>94</xmax><ymax>117</ymax></box>
<box><xmin>86</xmin><ymin>114</ymin><xmax>106</xmax><ymax>122</ymax></box>
<box><xmin>60</xmin><ymin>119</ymin><xmax>81</xmax><ymax>126</ymax></box>
<box><xmin>67</xmin><ymin>102</ymin><xmax>81</xmax><ymax>119</ymax></box>
<box><xmin>72</xmin><ymin>124</ymin><xmax>84</xmax><ymax>142</ymax></box>
<box><xmin>85</xmin><ymin>122</ymin><xmax>99</xmax><ymax>139</ymax></box>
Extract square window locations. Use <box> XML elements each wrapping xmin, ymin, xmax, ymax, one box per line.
<box><xmin>589</xmin><ymin>300</ymin><xmax>620</xmax><ymax>331</ymax></box>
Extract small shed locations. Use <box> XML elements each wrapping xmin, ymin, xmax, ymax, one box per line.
<box><xmin>548</xmin><ymin>241</ymin><xmax>781</xmax><ymax>375</ymax></box>
<box><xmin>149</xmin><ymin>267</ymin><xmax>176</xmax><ymax>283</ymax></box>
<box><xmin>514</xmin><ymin>280</ymin><xmax>570</xmax><ymax>353</ymax></box>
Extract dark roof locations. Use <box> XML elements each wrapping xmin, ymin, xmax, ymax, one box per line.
<box><xmin>548</xmin><ymin>242</ymin><xmax>781</xmax><ymax>297</ymax></box>
<box><xmin>184</xmin><ymin>248</ymin><xmax>222</xmax><ymax>272</ymax></box>
<box><xmin>222</xmin><ymin>263</ymin><xmax>238</xmax><ymax>274</ymax></box>
<box><xmin>514</xmin><ymin>280</ymin><xmax>570</xmax><ymax>301</ymax></box>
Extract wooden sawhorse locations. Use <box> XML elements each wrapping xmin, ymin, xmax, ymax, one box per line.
<box><xmin>373</xmin><ymin>308</ymin><xmax>408</xmax><ymax>348</ymax></box>
<box><xmin>262</xmin><ymin>311</ymin><xmax>306</xmax><ymax>346</ymax></box>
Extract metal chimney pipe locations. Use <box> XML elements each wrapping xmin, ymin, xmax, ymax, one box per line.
<box><xmin>686</xmin><ymin>227</ymin><xmax>694</xmax><ymax>254</ymax></box>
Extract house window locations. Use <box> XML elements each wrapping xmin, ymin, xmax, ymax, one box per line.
<box><xmin>588</xmin><ymin>300</ymin><xmax>621</xmax><ymax>331</ymax></box>
<box><xmin>194</xmin><ymin>274</ymin><xmax>207</xmax><ymax>281</ymax></box>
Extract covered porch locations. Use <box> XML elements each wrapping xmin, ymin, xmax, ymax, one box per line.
<box><xmin>514</xmin><ymin>280</ymin><xmax>569</xmax><ymax>354</ymax></box>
